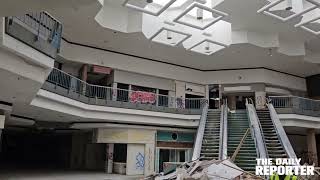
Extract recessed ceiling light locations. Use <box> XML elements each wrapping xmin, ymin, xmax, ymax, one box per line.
<box><xmin>166</xmin><ymin>30</ymin><xmax>172</xmax><ymax>40</ymax></box>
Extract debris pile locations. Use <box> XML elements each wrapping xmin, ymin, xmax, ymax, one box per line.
<box><xmin>151</xmin><ymin>158</ymin><xmax>252</xmax><ymax>180</ymax></box>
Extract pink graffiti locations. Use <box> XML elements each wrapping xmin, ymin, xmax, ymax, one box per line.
<box><xmin>130</xmin><ymin>91</ymin><xmax>156</xmax><ymax>104</ymax></box>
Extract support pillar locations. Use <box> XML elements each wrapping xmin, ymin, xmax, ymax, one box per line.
<box><xmin>168</xmin><ymin>90</ymin><xmax>176</xmax><ymax>108</ymax></box>
<box><xmin>227</xmin><ymin>95</ymin><xmax>236</xmax><ymax>110</ymax></box>
<box><xmin>80</xmin><ymin>64</ymin><xmax>88</xmax><ymax>95</ymax></box>
<box><xmin>205</xmin><ymin>85</ymin><xmax>209</xmax><ymax>101</ymax></box>
<box><xmin>0</xmin><ymin>114</ymin><xmax>4</xmax><ymax>153</ymax></box>
<box><xmin>307</xmin><ymin>129</ymin><xmax>318</xmax><ymax>166</ymax></box>
<box><xmin>175</xmin><ymin>81</ymin><xmax>186</xmax><ymax>109</ymax></box>
<box><xmin>0</xmin><ymin>129</ymin><xmax>2</xmax><ymax>153</ymax></box>
<box><xmin>105</xmin><ymin>143</ymin><xmax>114</xmax><ymax>174</ymax></box>
<box><xmin>156</xmin><ymin>89</ymin><xmax>159</xmax><ymax>106</ymax></box>
<box><xmin>255</xmin><ymin>91</ymin><xmax>267</xmax><ymax>110</ymax></box>
<box><xmin>112</xmin><ymin>83</ymin><xmax>118</xmax><ymax>101</ymax></box>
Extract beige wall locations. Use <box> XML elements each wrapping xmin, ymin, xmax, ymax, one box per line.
<box><xmin>95</xmin><ymin>128</ymin><xmax>156</xmax><ymax>176</ymax></box>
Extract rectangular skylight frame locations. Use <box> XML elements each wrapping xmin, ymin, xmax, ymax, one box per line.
<box><xmin>296</xmin><ymin>16</ymin><xmax>320</xmax><ymax>35</ymax></box>
<box><xmin>187</xmin><ymin>39</ymin><xmax>228</xmax><ymax>55</ymax></box>
<box><xmin>257</xmin><ymin>0</ymin><xmax>319</xmax><ymax>22</ymax></box>
<box><xmin>123</xmin><ymin>0</ymin><xmax>177</xmax><ymax>16</ymax></box>
<box><xmin>173</xmin><ymin>3</ymin><xmax>228</xmax><ymax>30</ymax></box>
<box><xmin>149</xmin><ymin>27</ymin><xmax>192</xmax><ymax>46</ymax></box>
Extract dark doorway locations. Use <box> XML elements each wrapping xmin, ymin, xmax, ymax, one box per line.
<box><xmin>113</xmin><ymin>144</ymin><xmax>127</xmax><ymax>163</ymax></box>
<box><xmin>159</xmin><ymin>149</ymin><xmax>170</xmax><ymax>172</ymax></box>
<box><xmin>0</xmin><ymin>128</ymin><xmax>72</xmax><ymax>170</ymax></box>
<box><xmin>209</xmin><ymin>85</ymin><xmax>220</xmax><ymax>109</ymax></box>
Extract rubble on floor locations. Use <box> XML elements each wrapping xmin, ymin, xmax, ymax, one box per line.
<box><xmin>147</xmin><ymin>159</ymin><xmax>265</xmax><ymax>180</ymax></box>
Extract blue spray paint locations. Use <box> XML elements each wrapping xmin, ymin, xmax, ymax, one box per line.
<box><xmin>135</xmin><ymin>152</ymin><xmax>145</xmax><ymax>170</ymax></box>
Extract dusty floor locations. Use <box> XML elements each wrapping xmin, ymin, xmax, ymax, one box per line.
<box><xmin>0</xmin><ymin>170</ymin><xmax>144</xmax><ymax>180</ymax></box>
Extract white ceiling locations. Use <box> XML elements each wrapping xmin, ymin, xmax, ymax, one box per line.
<box><xmin>0</xmin><ymin>0</ymin><xmax>317</xmax><ymax>77</ymax></box>
<box><xmin>44</xmin><ymin>0</ymin><xmax>320</xmax><ymax>77</ymax></box>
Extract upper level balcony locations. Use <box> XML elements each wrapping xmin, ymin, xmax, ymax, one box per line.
<box><xmin>42</xmin><ymin>68</ymin><xmax>207</xmax><ymax>115</ymax></box>
<box><xmin>269</xmin><ymin>96</ymin><xmax>320</xmax><ymax>117</ymax></box>
<box><xmin>5</xmin><ymin>11</ymin><xmax>62</xmax><ymax>59</ymax></box>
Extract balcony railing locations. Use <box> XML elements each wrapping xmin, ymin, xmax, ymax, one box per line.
<box><xmin>5</xmin><ymin>11</ymin><xmax>62</xmax><ymax>58</ymax></box>
<box><xmin>269</xmin><ymin>96</ymin><xmax>320</xmax><ymax>117</ymax></box>
<box><xmin>42</xmin><ymin>68</ymin><xmax>207</xmax><ymax>113</ymax></box>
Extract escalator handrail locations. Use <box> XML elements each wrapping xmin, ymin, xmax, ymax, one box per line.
<box><xmin>220</xmin><ymin>99</ymin><xmax>228</xmax><ymax>160</ymax></box>
<box><xmin>246</xmin><ymin>98</ymin><xmax>268</xmax><ymax>160</ymax></box>
<box><xmin>191</xmin><ymin>102</ymin><xmax>209</xmax><ymax>161</ymax></box>
<box><xmin>267</xmin><ymin>103</ymin><xmax>297</xmax><ymax>159</ymax></box>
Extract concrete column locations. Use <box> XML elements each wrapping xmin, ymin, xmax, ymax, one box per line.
<box><xmin>252</xmin><ymin>83</ymin><xmax>266</xmax><ymax>110</ymax></box>
<box><xmin>112</xmin><ymin>83</ymin><xmax>118</xmax><ymax>101</ymax></box>
<box><xmin>0</xmin><ymin>114</ymin><xmax>4</xmax><ymax>153</ymax></box>
<box><xmin>128</xmin><ymin>84</ymin><xmax>132</xmax><ymax>103</ymax></box>
<box><xmin>205</xmin><ymin>85</ymin><xmax>209</xmax><ymax>100</ymax></box>
<box><xmin>219</xmin><ymin>85</ymin><xmax>223</xmax><ymax>109</ymax></box>
<box><xmin>144</xmin><ymin>143</ymin><xmax>155</xmax><ymax>176</ymax></box>
<box><xmin>307</xmin><ymin>129</ymin><xmax>318</xmax><ymax>166</ymax></box>
<box><xmin>168</xmin><ymin>91</ymin><xmax>176</xmax><ymax>108</ymax></box>
<box><xmin>175</xmin><ymin>81</ymin><xmax>186</xmax><ymax>108</ymax></box>
<box><xmin>255</xmin><ymin>91</ymin><xmax>267</xmax><ymax>110</ymax></box>
<box><xmin>105</xmin><ymin>143</ymin><xmax>114</xmax><ymax>174</ymax></box>
<box><xmin>81</xmin><ymin>64</ymin><xmax>88</xmax><ymax>82</ymax></box>
<box><xmin>227</xmin><ymin>95</ymin><xmax>236</xmax><ymax>110</ymax></box>
<box><xmin>156</xmin><ymin>89</ymin><xmax>159</xmax><ymax>106</ymax></box>
<box><xmin>0</xmin><ymin>129</ymin><xmax>2</xmax><ymax>153</ymax></box>
<box><xmin>81</xmin><ymin>64</ymin><xmax>88</xmax><ymax>95</ymax></box>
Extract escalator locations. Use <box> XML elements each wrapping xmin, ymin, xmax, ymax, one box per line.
<box><xmin>200</xmin><ymin>109</ymin><xmax>221</xmax><ymax>160</ymax></box>
<box><xmin>256</xmin><ymin>110</ymin><xmax>287</xmax><ymax>159</ymax></box>
<box><xmin>227</xmin><ymin>110</ymin><xmax>257</xmax><ymax>172</ymax></box>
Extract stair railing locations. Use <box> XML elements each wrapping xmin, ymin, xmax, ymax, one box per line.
<box><xmin>267</xmin><ymin>101</ymin><xmax>297</xmax><ymax>160</ymax></box>
<box><xmin>219</xmin><ymin>99</ymin><xmax>228</xmax><ymax>160</ymax></box>
<box><xmin>191</xmin><ymin>102</ymin><xmax>209</xmax><ymax>161</ymax></box>
<box><xmin>246</xmin><ymin>98</ymin><xmax>268</xmax><ymax>160</ymax></box>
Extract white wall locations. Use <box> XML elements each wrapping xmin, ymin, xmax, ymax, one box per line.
<box><xmin>60</xmin><ymin>40</ymin><xmax>205</xmax><ymax>84</ymax></box>
<box><xmin>60</xmin><ymin>40</ymin><xmax>307</xmax><ymax>92</ymax></box>
<box><xmin>114</xmin><ymin>70</ymin><xmax>174</xmax><ymax>91</ymax></box>
<box><xmin>204</xmin><ymin>69</ymin><xmax>306</xmax><ymax>91</ymax></box>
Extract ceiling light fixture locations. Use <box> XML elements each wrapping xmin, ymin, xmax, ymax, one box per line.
<box><xmin>197</xmin><ymin>8</ymin><xmax>203</xmax><ymax>20</ymax></box>
<box><xmin>205</xmin><ymin>41</ymin><xmax>210</xmax><ymax>50</ymax></box>
<box><xmin>268</xmin><ymin>48</ymin><xmax>273</xmax><ymax>56</ymax></box>
<box><xmin>167</xmin><ymin>30</ymin><xmax>172</xmax><ymax>40</ymax></box>
<box><xmin>286</xmin><ymin>0</ymin><xmax>293</xmax><ymax>10</ymax></box>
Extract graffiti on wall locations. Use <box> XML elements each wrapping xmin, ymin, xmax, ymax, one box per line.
<box><xmin>135</xmin><ymin>152</ymin><xmax>145</xmax><ymax>170</ymax></box>
<box><xmin>130</xmin><ymin>91</ymin><xmax>156</xmax><ymax>104</ymax></box>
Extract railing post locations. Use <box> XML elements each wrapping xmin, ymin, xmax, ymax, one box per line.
<box><xmin>128</xmin><ymin>85</ymin><xmax>132</xmax><ymax>103</ymax></box>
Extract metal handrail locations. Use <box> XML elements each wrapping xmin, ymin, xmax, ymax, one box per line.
<box><xmin>269</xmin><ymin>96</ymin><xmax>320</xmax><ymax>116</ymax></box>
<box><xmin>220</xmin><ymin>99</ymin><xmax>228</xmax><ymax>160</ymax></box>
<box><xmin>9</xmin><ymin>12</ymin><xmax>62</xmax><ymax>41</ymax></box>
<box><xmin>267</xmin><ymin>103</ymin><xmax>297</xmax><ymax>160</ymax></box>
<box><xmin>6</xmin><ymin>11</ymin><xmax>63</xmax><ymax>57</ymax></box>
<box><xmin>219</xmin><ymin>102</ymin><xmax>224</xmax><ymax>160</ymax></box>
<box><xmin>192</xmin><ymin>102</ymin><xmax>209</xmax><ymax>160</ymax></box>
<box><xmin>246</xmin><ymin>98</ymin><xmax>268</xmax><ymax>159</ymax></box>
<box><xmin>46</xmin><ymin>68</ymin><xmax>207</xmax><ymax>109</ymax></box>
